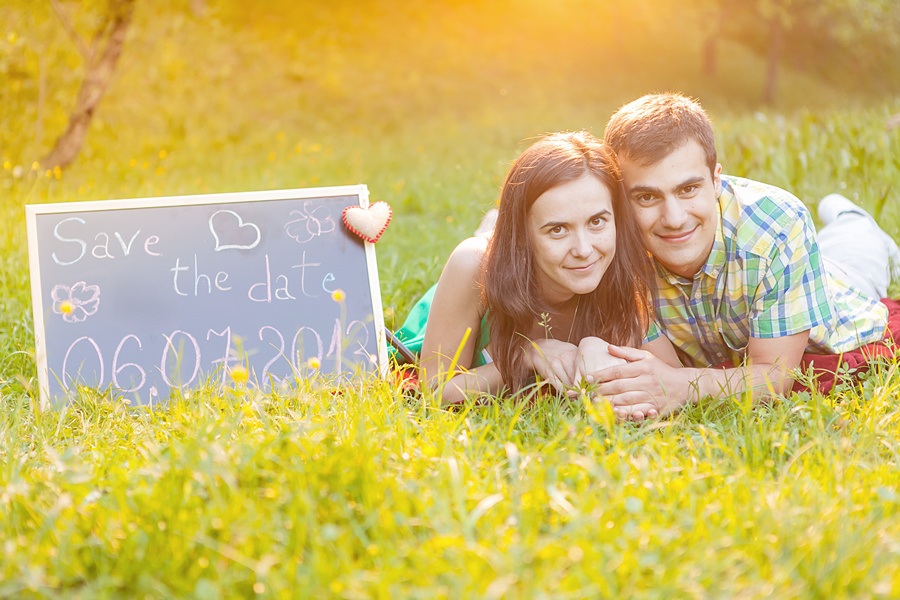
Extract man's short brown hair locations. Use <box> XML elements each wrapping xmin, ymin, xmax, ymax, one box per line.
<box><xmin>603</xmin><ymin>93</ymin><xmax>718</xmax><ymax>174</ymax></box>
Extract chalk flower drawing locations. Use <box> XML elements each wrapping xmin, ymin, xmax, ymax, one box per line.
<box><xmin>284</xmin><ymin>201</ymin><xmax>335</xmax><ymax>243</ymax></box>
<box><xmin>51</xmin><ymin>281</ymin><xmax>101</xmax><ymax>323</ymax></box>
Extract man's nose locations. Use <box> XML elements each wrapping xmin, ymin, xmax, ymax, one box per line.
<box><xmin>660</xmin><ymin>197</ymin><xmax>688</xmax><ymax>229</ymax></box>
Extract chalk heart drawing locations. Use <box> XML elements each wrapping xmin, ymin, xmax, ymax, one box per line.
<box><xmin>51</xmin><ymin>281</ymin><xmax>101</xmax><ymax>323</ymax></box>
<box><xmin>342</xmin><ymin>201</ymin><xmax>392</xmax><ymax>243</ymax></box>
<box><xmin>284</xmin><ymin>201</ymin><xmax>336</xmax><ymax>244</ymax></box>
<box><xmin>209</xmin><ymin>210</ymin><xmax>261</xmax><ymax>251</ymax></box>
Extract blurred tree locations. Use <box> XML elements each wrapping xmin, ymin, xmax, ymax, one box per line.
<box><xmin>696</xmin><ymin>0</ymin><xmax>900</xmax><ymax>103</ymax></box>
<box><xmin>769</xmin><ymin>0</ymin><xmax>900</xmax><ymax>103</ymax></box>
<box><xmin>41</xmin><ymin>0</ymin><xmax>137</xmax><ymax>170</ymax></box>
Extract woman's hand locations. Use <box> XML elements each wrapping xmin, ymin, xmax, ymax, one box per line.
<box><xmin>526</xmin><ymin>338</ymin><xmax>579</xmax><ymax>394</ymax></box>
<box><xmin>574</xmin><ymin>336</ymin><xmax>626</xmax><ymax>386</ymax></box>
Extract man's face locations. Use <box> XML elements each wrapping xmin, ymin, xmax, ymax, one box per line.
<box><xmin>618</xmin><ymin>140</ymin><xmax>721</xmax><ymax>279</ymax></box>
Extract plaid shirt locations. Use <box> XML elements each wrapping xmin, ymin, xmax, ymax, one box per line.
<box><xmin>646</xmin><ymin>176</ymin><xmax>888</xmax><ymax>368</ymax></box>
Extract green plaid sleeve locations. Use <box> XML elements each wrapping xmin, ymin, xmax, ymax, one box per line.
<box><xmin>750</xmin><ymin>205</ymin><xmax>833</xmax><ymax>338</ymax></box>
<box><xmin>642</xmin><ymin>318</ymin><xmax>662</xmax><ymax>345</ymax></box>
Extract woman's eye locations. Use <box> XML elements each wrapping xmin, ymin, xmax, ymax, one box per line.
<box><xmin>590</xmin><ymin>217</ymin><xmax>605</xmax><ymax>227</ymax></box>
<box><xmin>549</xmin><ymin>226</ymin><xmax>563</xmax><ymax>235</ymax></box>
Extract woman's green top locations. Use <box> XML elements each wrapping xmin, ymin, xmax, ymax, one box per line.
<box><xmin>391</xmin><ymin>284</ymin><xmax>492</xmax><ymax>366</ymax></box>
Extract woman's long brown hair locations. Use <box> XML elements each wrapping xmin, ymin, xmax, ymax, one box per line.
<box><xmin>482</xmin><ymin>131</ymin><xmax>653</xmax><ymax>391</ymax></box>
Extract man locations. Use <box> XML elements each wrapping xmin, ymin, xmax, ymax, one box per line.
<box><xmin>590</xmin><ymin>93</ymin><xmax>897</xmax><ymax>421</ymax></box>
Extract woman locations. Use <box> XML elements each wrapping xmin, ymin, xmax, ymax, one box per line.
<box><xmin>418</xmin><ymin>131</ymin><xmax>678</xmax><ymax>404</ymax></box>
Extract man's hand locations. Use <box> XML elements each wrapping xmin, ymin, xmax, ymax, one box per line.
<box><xmin>526</xmin><ymin>338</ymin><xmax>579</xmax><ymax>394</ymax></box>
<box><xmin>588</xmin><ymin>344</ymin><xmax>696</xmax><ymax>422</ymax></box>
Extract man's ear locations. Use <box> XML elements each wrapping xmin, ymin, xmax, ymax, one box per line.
<box><xmin>713</xmin><ymin>163</ymin><xmax>723</xmax><ymax>197</ymax></box>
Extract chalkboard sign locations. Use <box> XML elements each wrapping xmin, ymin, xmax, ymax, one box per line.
<box><xmin>26</xmin><ymin>185</ymin><xmax>388</xmax><ymax>406</ymax></box>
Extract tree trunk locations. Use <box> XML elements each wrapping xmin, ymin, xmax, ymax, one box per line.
<box><xmin>702</xmin><ymin>36</ymin><xmax>717</xmax><ymax>77</ymax></box>
<box><xmin>763</xmin><ymin>16</ymin><xmax>783</xmax><ymax>105</ymax></box>
<box><xmin>41</xmin><ymin>0</ymin><xmax>136</xmax><ymax>170</ymax></box>
<box><xmin>190</xmin><ymin>0</ymin><xmax>207</xmax><ymax>18</ymax></box>
<box><xmin>702</xmin><ymin>1</ymin><xmax>731</xmax><ymax>78</ymax></box>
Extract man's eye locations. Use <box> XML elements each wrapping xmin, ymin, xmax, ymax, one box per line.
<box><xmin>636</xmin><ymin>194</ymin><xmax>655</xmax><ymax>204</ymax></box>
<box><xmin>682</xmin><ymin>185</ymin><xmax>698</xmax><ymax>195</ymax></box>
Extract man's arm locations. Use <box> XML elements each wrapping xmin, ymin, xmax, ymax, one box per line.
<box><xmin>590</xmin><ymin>331</ymin><xmax>809</xmax><ymax>421</ymax></box>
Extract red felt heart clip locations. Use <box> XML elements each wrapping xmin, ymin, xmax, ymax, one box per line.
<box><xmin>342</xmin><ymin>201</ymin><xmax>392</xmax><ymax>243</ymax></box>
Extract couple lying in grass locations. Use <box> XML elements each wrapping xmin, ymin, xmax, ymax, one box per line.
<box><xmin>396</xmin><ymin>93</ymin><xmax>900</xmax><ymax>419</ymax></box>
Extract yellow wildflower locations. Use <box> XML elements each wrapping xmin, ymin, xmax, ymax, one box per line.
<box><xmin>230</xmin><ymin>365</ymin><xmax>249</xmax><ymax>385</ymax></box>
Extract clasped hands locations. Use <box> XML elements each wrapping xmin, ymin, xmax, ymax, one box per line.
<box><xmin>527</xmin><ymin>337</ymin><xmax>689</xmax><ymax>422</ymax></box>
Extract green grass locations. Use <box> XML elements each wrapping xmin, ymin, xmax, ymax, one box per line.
<box><xmin>2</xmin><ymin>0</ymin><xmax>900</xmax><ymax>597</ymax></box>
<box><xmin>2</xmin><ymin>369</ymin><xmax>899</xmax><ymax>597</ymax></box>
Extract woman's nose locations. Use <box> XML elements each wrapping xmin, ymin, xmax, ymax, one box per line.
<box><xmin>570</xmin><ymin>230</ymin><xmax>592</xmax><ymax>257</ymax></box>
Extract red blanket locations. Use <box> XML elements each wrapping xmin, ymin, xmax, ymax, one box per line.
<box><xmin>793</xmin><ymin>298</ymin><xmax>900</xmax><ymax>394</ymax></box>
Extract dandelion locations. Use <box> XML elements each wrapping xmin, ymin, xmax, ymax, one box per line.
<box><xmin>230</xmin><ymin>365</ymin><xmax>249</xmax><ymax>385</ymax></box>
<box><xmin>331</xmin><ymin>289</ymin><xmax>346</xmax><ymax>303</ymax></box>
<box><xmin>307</xmin><ymin>357</ymin><xmax>321</xmax><ymax>370</ymax></box>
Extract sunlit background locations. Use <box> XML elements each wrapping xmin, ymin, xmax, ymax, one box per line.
<box><xmin>3</xmin><ymin>0</ymin><xmax>900</xmax><ymax>320</ymax></box>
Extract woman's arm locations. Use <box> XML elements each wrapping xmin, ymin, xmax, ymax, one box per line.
<box><xmin>419</xmin><ymin>236</ymin><xmax>504</xmax><ymax>405</ymax></box>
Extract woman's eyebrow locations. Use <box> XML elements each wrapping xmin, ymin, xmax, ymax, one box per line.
<box><xmin>540</xmin><ymin>208</ymin><xmax>611</xmax><ymax>229</ymax></box>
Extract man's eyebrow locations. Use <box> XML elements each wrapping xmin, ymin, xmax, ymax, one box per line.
<box><xmin>627</xmin><ymin>175</ymin><xmax>706</xmax><ymax>195</ymax></box>
<box><xmin>626</xmin><ymin>184</ymin><xmax>662</xmax><ymax>196</ymax></box>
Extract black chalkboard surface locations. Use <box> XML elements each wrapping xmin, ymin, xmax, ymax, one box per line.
<box><xmin>26</xmin><ymin>185</ymin><xmax>387</xmax><ymax>406</ymax></box>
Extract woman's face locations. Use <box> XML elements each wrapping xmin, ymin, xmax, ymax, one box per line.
<box><xmin>527</xmin><ymin>173</ymin><xmax>616</xmax><ymax>307</ymax></box>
